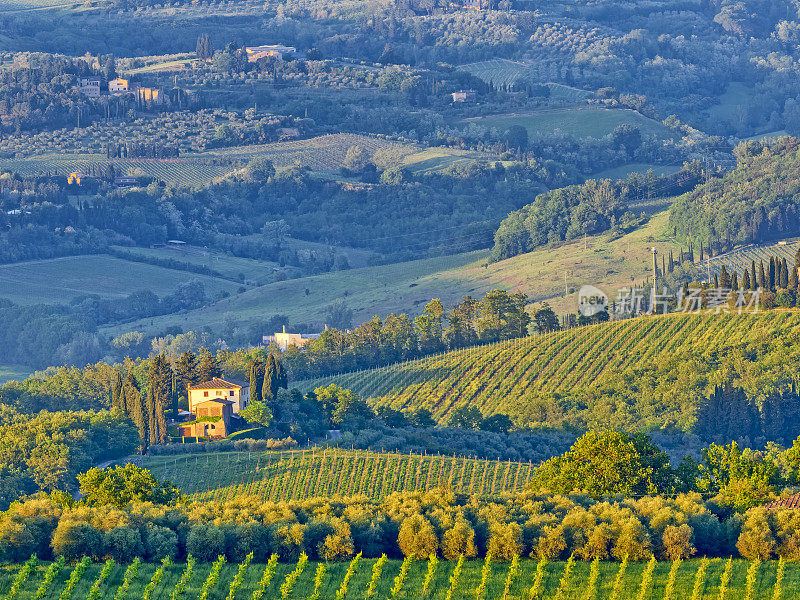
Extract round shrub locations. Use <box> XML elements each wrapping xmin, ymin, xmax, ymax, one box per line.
<box><xmin>144</xmin><ymin>525</ymin><xmax>178</xmax><ymax>561</ymax></box>
<box><xmin>186</xmin><ymin>524</ymin><xmax>226</xmax><ymax>562</ymax></box>
<box><xmin>51</xmin><ymin>521</ymin><xmax>102</xmax><ymax>561</ymax></box>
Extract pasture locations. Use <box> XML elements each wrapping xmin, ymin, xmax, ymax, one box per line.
<box><xmin>101</xmin><ymin>210</ymin><xmax>677</xmax><ymax>337</ymax></box>
<box><xmin>460</xmin><ymin>107</ymin><xmax>678</xmax><ymax>141</ymax></box>
<box><xmin>0</xmin><ymin>255</ymin><xmax>234</xmax><ymax>305</ymax></box>
<box><xmin>0</xmin><ymin>556</ymin><xmax>792</xmax><ymax>600</ymax></box>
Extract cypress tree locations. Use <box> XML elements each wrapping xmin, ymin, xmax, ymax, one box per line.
<box><xmin>661</xmin><ymin>256</ymin><xmax>666</xmax><ymax>279</ymax></box>
<box><xmin>249</xmin><ymin>359</ymin><xmax>264</xmax><ymax>404</ymax></box>
<box><xmin>759</xmin><ymin>260</ymin><xmax>767</xmax><ymax>289</ymax></box>
<box><xmin>781</xmin><ymin>258</ymin><xmax>789</xmax><ymax>288</ymax></box>
<box><xmin>769</xmin><ymin>257</ymin><xmax>776</xmax><ymax>289</ymax></box>
<box><xmin>275</xmin><ymin>356</ymin><xmax>288</xmax><ymax>391</ymax></box>
<box><xmin>731</xmin><ymin>271</ymin><xmax>739</xmax><ymax>290</ymax></box>
<box><xmin>668</xmin><ymin>250</ymin><xmax>674</xmax><ymax>273</ymax></box>
<box><xmin>689</xmin><ymin>244</ymin><xmax>694</xmax><ymax>262</ymax></box>
<box><xmin>719</xmin><ymin>265</ymin><xmax>731</xmax><ymax>288</ymax></box>
<box><xmin>263</xmin><ymin>354</ymin><xmax>279</xmax><ymax>402</ymax></box>
<box><xmin>743</xmin><ymin>269</ymin><xmax>751</xmax><ymax>290</ymax></box>
<box><xmin>112</xmin><ymin>371</ymin><xmax>124</xmax><ymax>412</ymax></box>
<box><xmin>790</xmin><ymin>263</ymin><xmax>798</xmax><ymax>289</ymax></box>
<box><xmin>713</xmin><ymin>273</ymin><xmax>719</xmax><ymax>289</ymax></box>
<box><xmin>124</xmin><ymin>373</ymin><xmax>148</xmax><ymax>452</ymax></box>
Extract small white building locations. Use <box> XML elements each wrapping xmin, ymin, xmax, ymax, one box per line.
<box><xmin>451</xmin><ymin>90</ymin><xmax>476</xmax><ymax>103</ymax></box>
<box><xmin>188</xmin><ymin>377</ymin><xmax>250</xmax><ymax>414</ymax></box>
<box><xmin>263</xmin><ymin>325</ymin><xmax>322</xmax><ymax>351</ymax></box>
<box><xmin>109</xmin><ymin>77</ymin><xmax>129</xmax><ymax>93</ymax></box>
<box><xmin>246</xmin><ymin>44</ymin><xmax>297</xmax><ymax>62</ymax></box>
<box><xmin>78</xmin><ymin>77</ymin><xmax>101</xmax><ymax>98</ymax></box>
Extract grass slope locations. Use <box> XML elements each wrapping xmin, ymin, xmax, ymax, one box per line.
<box><xmin>102</xmin><ymin>211</ymin><xmax>677</xmax><ymax>336</ymax></box>
<box><xmin>460</xmin><ymin>107</ymin><xmax>678</xmax><ymax>141</ymax></box>
<box><xmin>0</xmin><ymin>558</ymin><xmax>790</xmax><ymax>600</ymax></box>
<box><xmin>143</xmin><ymin>448</ymin><xmax>535</xmax><ymax>502</ymax></box>
<box><xmin>296</xmin><ymin>310</ymin><xmax>800</xmax><ymax>425</ymax></box>
<box><xmin>0</xmin><ymin>255</ymin><xmax>234</xmax><ymax>305</ymax></box>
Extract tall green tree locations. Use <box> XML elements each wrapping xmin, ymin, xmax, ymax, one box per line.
<box><xmin>781</xmin><ymin>257</ymin><xmax>789</xmax><ymax>288</ymax></box>
<box><xmin>123</xmin><ymin>373</ymin><xmax>147</xmax><ymax>452</ymax></box>
<box><xmin>758</xmin><ymin>260</ymin><xmax>767</xmax><ymax>289</ymax></box>
<box><xmin>248</xmin><ymin>359</ymin><xmax>264</xmax><ymax>405</ymax></box>
<box><xmin>196</xmin><ymin>349</ymin><xmax>220</xmax><ymax>382</ymax></box>
<box><xmin>111</xmin><ymin>371</ymin><xmax>124</xmax><ymax>412</ymax></box>
<box><xmin>263</xmin><ymin>354</ymin><xmax>279</xmax><ymax>403</ymax></box>
<box><xmin>174</xmin><ymin>351</ymin><xmax>197</xmax><ymax>397</ymax></box>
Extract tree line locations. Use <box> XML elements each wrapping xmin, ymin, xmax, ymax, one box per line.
<box><xmin>280</xmin><ymin>290</ymin><xmax>530</xmax><ymax>380</ymax></box>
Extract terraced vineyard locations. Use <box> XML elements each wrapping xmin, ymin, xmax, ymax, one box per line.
<box><xmin>702</xmin><ymin>240</ymin><xmax>800</xmax><ymax>277</ymax></box>
<box><xmin>142</xmin><ymin>448</ymin><xmax>534</xmax><ymax>502</ymax></box>
<box><xmin>295</xmin><ymin>310</ymin><xmax>800</xmax><ymax>423</ymax></box>
<box><xmin>0</xmin><ymin>556</ymin><xmax>793</xmax><ymax>600</ymax></box>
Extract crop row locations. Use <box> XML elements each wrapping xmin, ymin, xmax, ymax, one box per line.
<box><xmin>295</xmin><ymin>311</ymin><xmax>800</xmax><ymax>424</ymax></box>
<box><xmin>0</xmin><ymin>556</ymin><xmax>794</xmax><ymax>600</ymax></box>
<box><xmin>142</xmin><ymin>448</ymin><xmax>535</xmax><ymax>502</ymax></box>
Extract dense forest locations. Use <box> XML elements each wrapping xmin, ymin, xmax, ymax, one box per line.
<box><xmin>670</xmin><ymin>138</ymin><xmax>800</xmax><ymax>248</ymax></box>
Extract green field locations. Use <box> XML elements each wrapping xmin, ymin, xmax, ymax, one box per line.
<box><xmin>461</xmin><ymin>107</ymin><xmax>678</xmax><ymax>141</ymax></box>
<box><xmin>111</xmin><ymin>246</ymin><xmax>278</xmax><ymax>284</ymax></box>
<box><xmin>143</xmin><ymin>448</ymin><xmax>534</xmax><ymax>502</ymax></box>
<box><xmin>0</xmin><ymin>134</ymin><xmax>491</xmax><ymax>186</ymax></box>
<box><xmin>0</xmin><ymin>154</ymin><xmax>232</xmax><ymax>188</ymax></box>
<box><xmin>102</xmin><ymin>211</ymin><xmax>677</xmax><ymax>337</ymax></box>
<box><xmin>0</xmin><ymin>557</ymin><xmax>791</xmax><ymax>600</ymax></box>
<box><xmin>295</xmin><ymin>310</ymin><xmax>800</xmax><ymax>424</ymax></box>
<box><xmin>0</xmin><ymin>255</ymin><xmax>235</xmax><ymax>305</ymax></box>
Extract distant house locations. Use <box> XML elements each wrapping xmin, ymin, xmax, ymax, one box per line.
<box><xmin>178</xmin><ymin>398</ymin><xmax>233</xmax><ymax>439</ymax></box>
<box><xmin>78</xmin><ymin>77</ymin><xmax>101</xmax><ymax>98</ymax></box>
<box><xmin>136</xmin><ymin>87</ymin><xmax>162</xmax><ymax>105</ymax></box>
<box><xmin>263</xmin><ymin>325</ymin><xmax>322</xmax><ymax>351</ymax></box>
<box><xmin>188</xmin><ymin>377</ymin><xmax>250</xmax><ymax>414</ymax></box>
<box><xmin>246</xmin><ymin>44</ymin><xmax>297</xmax><ymax>62</ymax></box>
<box><xmin>114</xmin><ymin>176</ymin><xmax>137</xmax><ymax>187</ymax></box>
<box><xmin>765</xmin><ymin>493</ymin><xmax>800</xmax><ymax>510</ymax></box>
<box><xmin>451</xmin><ymin>90</ymin><xmax>476</xmax><ymax>103</ymax></box>
<box><xmin>278</xmin><ymin>127</ymin><xmax>300</xmax><ymax>140</ymax></box>
<box><xmin>109</xmin><ymin>78</ymin><xmax>129</xmax><ymax>93</ymax></box>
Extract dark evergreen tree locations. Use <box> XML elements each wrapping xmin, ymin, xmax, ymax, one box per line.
<box><xmin>689</xmin><ymin>244</ymin><xmax>694</xmax><ymax>262</ymax></box>
<box><xmin>769</xmin><ymin>256</ymin><xmax>776</xmax><ymax>289</ymax></box>
<box><xmin>790</xmin><ymin>263</ymin><xmax>798</xmax><ymax>289</ymax></box>
<box><xmin>742</xmin><ymin>269</ymin><xmax>751</xmax><ymax>290</ymax></box>
<box><xmin>196</xmin><ymin>349</ymin><xmax>220</xmax><ymax>382</ymax></box>
<box><xmin>174</xmin><ymin>350</ymin><xmax>197</xmax><ymax>397</ymax></box>
<box><xmin>124</xmin><ymin>372</ymin><xmax>148</xmax><ymax>452</ymax></box>
<box><xmin>196</xmin><ymin>33</ymin><xmax>214</xmax><ymax>60</ymax></box>
<box><xmin>759</xmin><ymin>260</ymin><xmax>767</xmax><ymax>289</ymax></box>
<box><xmin>731</xmin><ymin>271</ymin><xmax>738</xmax><ymax>290</ymax></box>
<box><xmin>719</xmin><ymin>264</ymin><xmax>731</xmax><ymax>288</ymax></box>
<box><xmin>248</xmin><ymin>359</ymin><xmax>265</xmax><ymax>405</ymax></box>
<box><xmin>263</xmin><ymin>354</ymin><xmax>279</xmax><ymax>403</ymax></box>
<box><xmin>668</xmin><ymin>250</ymin><xmax>674</xmax><ymax>273</ymax></box>
<box><xmin>713</xmin><ymin>273</ymin><xmax>719</xmax><ymax>289</ymax></box>
<box><xmin>112</xmin><ymin>371</ymin><xmax>124</xmax><ymax>412</ymax></box>
<box><xmin>781</xmin><ymin>257</ymin><xmax>789</xmax><ymax>288</ymax></box>
<box><xmin>751</xmin><ymin>260</ymin><xmax>758</xmax><ymax>291</ymax></box>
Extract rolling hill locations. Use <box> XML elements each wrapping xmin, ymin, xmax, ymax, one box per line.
<box><xmin>101</xmin><ymin>210</ymin><xmax>678</xmax><ymax>337</ymax></box>
<box><xmin>295</xmin><ymin>310</ymin><xmax>800</xmax><ymax>429</ymax></box>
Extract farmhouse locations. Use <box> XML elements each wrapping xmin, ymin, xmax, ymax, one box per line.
<box><xmin>246</xmin><ymin>44</ymin><xmax>297</xmax><ymax>62</ymax></box>
<box><xmin>109</xmin><ymin>78</ymin><xmax>129</xmax><ymax>93</ymax></box>
<box><xmin>188</xmin><ymin>377</ymin><xmax>250</xmax><ymax>414</ymax></box>
<box><xmin>263</xmin><ymin>325</ymin><xmax>322</xmax><ymax>351</ymax></box>
<box><xmin>451</xmin><ymin>90</ymin><xmax>477</xmax><ymax>102</ymax></box>
<box><xmin>178</xmin><ymin>398</ymin><xmax>233</xmax><ymax>439</ymax></box>
<box><xmin>136</xmin><ymin>87</ymin><xmax>162</xmax><ymax>105</ymax></box>
<box><xmin>78</xmin><ymin>77</ymin><xmax>101</xmax><ymax>98</ymax></box>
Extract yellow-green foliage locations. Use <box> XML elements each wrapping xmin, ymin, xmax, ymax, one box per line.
<box><xmin>304</xmin><ymin>311</ymin><xmax>800</xmax><ymax>429</ymax></box>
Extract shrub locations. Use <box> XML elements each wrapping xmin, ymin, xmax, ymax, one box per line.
<box><xmin>104</xmin><ymin>527</ymin><xmax>143</xmax><ymax>563</ymax></box>
<box><xmin>737</xmin><ymin>508</ymin><xmax>777</xmax><ymax>560</ymax></box>
<box><xmin>441</xmin><ymin>518</ymin><xmax>477</xmax><ymax>560</ymax></box>
<box><xmin>398</xmin><ymin>514</ymin><xmax>438</xmax><ymax>559</ymax></box>
<box><xmin>51</xmin><ymin>523</ymin><xmax>102</xmax><ymax>561</ymax></box>
<box><xmin>187</xmin><ymin>525</ymin><xmax>226</xmax><ymax>562</ymax></box>
<box><xmin>143</xmin><ymin>525</ymin><xmax>178</xmax><ymax>561</ymax></box>
<box><xmin>487</xmin><ymin>522</ymin><xmax>523</xmax><ymax>561</ymax></box>
<box><xmin>661</xmin><ymin>524</ymin><xmax>696</xmax><ymax>560</ymax></box>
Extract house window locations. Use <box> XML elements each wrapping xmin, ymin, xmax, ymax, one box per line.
<box><xmin>229</xmin><ymin>390</ymin><xmax>235</xmax><ymax>396</ymax></box>
<box><xmin>204</xmin><ymin>391</ymin><xmax>209</xmax><ymax>397</ymax></box>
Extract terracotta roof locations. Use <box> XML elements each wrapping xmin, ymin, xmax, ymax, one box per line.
<box><xmin>765</xmin><ymin>493</ymin><xmax>800</xmax><ymax>510</ymax></box>
<box><xmin>188</xmin><ymin>377</ymin><xmax>246</xmax><ymax>390</ymax></box>
<box><xmin>194</xmin><ymin>398</ymin><xmax>235</xmax><ymax>406</ymax></box>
